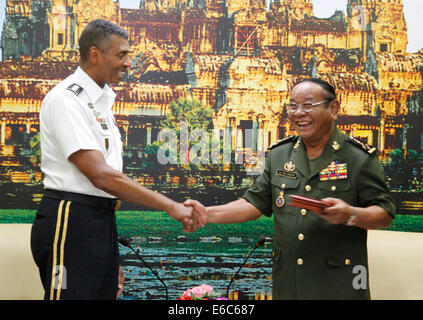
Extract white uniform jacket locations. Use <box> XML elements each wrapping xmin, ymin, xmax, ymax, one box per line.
<box><xmin>40</xmin><ymin>67</ymin><xmax>123</xmax><ymax>198</ymax></box>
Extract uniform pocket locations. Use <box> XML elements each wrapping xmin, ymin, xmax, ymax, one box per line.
<box><xmin>271</xmin><ymin>176</ymin><xmax>300</xmax><ymax>190</ymax></box>
<box><xmin>318</xmin><ymin>180</ymin><xmax>351</xmax><ymax>197</ymax></box>
<box><xmin>326</xmin><ymin>256</ymin><xmax>353</xmax><ymax>268</ymax></box>
<box><xmin>326</xmin><ymin>253</ymin><xmax>366</xmax><ymax>269</ymax></box>
<box><xmin>271</xmin><ymin>176</ymin><xmax>300</xmax><ymax>213</ymax></box>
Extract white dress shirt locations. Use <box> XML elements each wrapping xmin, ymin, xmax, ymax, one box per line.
<box><xmin>40</xmin><ymin>67</ymin><xmax>123</xmax><ymax>198</ymax></box>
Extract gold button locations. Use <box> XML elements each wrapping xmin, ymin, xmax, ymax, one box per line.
<box><xmin>300</xmin><ymin>209</ymin><xmax>307</xmax><ymax>216</ymax></box>
<box><xmin>345</xmin><ymin>259</ymin><xmax>351</xmax><ymax>266</ymax></box>
<box><xmin>305</xmin><ymin>185</ymin><xmax>311</xmax><ymax>192</ymax></box>
<box><xmin>298</xmin><ymin>233</ymin><xmax>304</xmax><ymax>241</ymax></box>
<box><xmin>297</xmin><ymin>258</ymin><xmax>303</xmax><ymax>265</ymax></box>
<box><xmin>331</xmin><ymin>186</ymin><xmax>336</xmax><ymax>191</ymax></box>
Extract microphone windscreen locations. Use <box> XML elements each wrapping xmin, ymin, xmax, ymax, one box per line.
<box><xmin>118</xmin><ymin>237</ymin><xmax>130</xmax><ymax>247</ymax></box>
<box><xmin>257</xmin><ymin>236</ymin><xmax>266</xmax><ymax>246</ymax></box>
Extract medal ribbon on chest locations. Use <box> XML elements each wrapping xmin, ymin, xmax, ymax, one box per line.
<box><xmin>89</xmin><ymin>103</ymin><xmax>109</xmax><ymax>130</ymax></box>
<box><xmin>319</xmin><ymin>161</ymin><xmax>348</xmax><ymax>181</ymax></box>
<box><xmin>276</xmin><ymin>184</ymin><xmax>286</xmax><ymax>208</ymax></box>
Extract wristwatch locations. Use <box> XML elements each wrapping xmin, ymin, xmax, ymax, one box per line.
<box><xmin>345</xmin><ymin>207</ymin><xmax>357</xmax><ymax>226</ymax></box>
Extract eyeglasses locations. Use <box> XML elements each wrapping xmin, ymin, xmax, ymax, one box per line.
<box><xmin>287</xmin><ymin>99</ymin><xmax>331</xmax><ymax>113</ymax></box>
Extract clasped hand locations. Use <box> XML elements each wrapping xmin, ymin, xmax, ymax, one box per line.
<box><xmin>169</xmin><ymin>200</ymin><xmax>207</xmax><ymax>232</ymax></box>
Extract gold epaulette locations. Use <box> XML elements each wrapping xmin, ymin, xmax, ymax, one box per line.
<box><xmin>347</xmin><ymin>136</ymin><xmax>378</xmax><ymax>156</ymax></box>
<box><xmin>66</xmin><ymin>83</ymin><xmax>83</xmax><ymax>96</ymax></box>
<box><xmin>267</xmin><ymin>135</ymin><xmax>298</xmax><ymax>151</ymax></box>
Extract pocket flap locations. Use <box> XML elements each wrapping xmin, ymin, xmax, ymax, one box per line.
<box><xmin>318</xmin><ymin>180</ymin><xmax>350</xmax><ymax>192</ymax></box>
<box><xmin>271</xmin><ymin>176</ymin><xmax>300</xmax><ymax>190</ymax></box>
<box><xmin>326</xmin><ymin>256</ymin><xmax>354</xmax><ymax>268</ymax></box>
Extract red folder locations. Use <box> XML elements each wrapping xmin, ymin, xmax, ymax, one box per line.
<box><xmin>288</xmin><ymin>195</ymin><xmax>328</xmax><ymax>214</ymax></box>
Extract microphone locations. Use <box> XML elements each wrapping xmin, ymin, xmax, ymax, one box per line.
<box><xmin>118</xmin><ymin>237</ymin><xmax>169</xmax><ymax>300</ymax></box>
<box><xmin>226</xmin><ymin>236</ymin><xmax>267</xmax><ymax>298</ymax></box>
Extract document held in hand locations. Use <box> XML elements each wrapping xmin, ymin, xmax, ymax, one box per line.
<box><xmin>288</xmin><ymin>195</ymin><xmax>328</xmax><ymax>214</ymax></box>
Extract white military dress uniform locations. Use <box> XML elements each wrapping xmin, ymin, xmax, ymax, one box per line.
<box><xmin>31</xmin><ymin>67</ymin><xmax>123</xmax><ymax>300</ymax></box>
<box><xmin>40</xmin><ymin>66</ymin><xmax>123</xmax><ymax>198</ymax></box>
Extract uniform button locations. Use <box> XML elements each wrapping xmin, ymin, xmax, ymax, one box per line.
<box><xmin>298</xmin><ymin>233</ymin><xmax>304</xmax><ymax>241</ymax></box>
<box><xmin>305</xmin><ymin>185</ymin><xmax>311</xmax><ymax>191</ymax></box>
<box><xmin>297</xmin><ymin>258</ymin><xmax>303</xmax><ymax>265</ymax></box>
<box><xmin>300</xmin><ymin>209</ymin><xmax>307</xmax><ymax>216</ymax></box>
<box><xmin>331</xmin><ymin>186</ymin><xmax>336</xmax><ymax>191</ymax></box>
<box><xmin>345</xmin><ymin>259</ymin><xmax>351</xmax><ymax>266</ymax></box>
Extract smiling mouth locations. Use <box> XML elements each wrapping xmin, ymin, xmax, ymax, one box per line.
<box><xmin>116</xmin><ymin>71</ymin><xmax>126</xmax><ymax>78</ymax></box>
<box><xmin>296</xmin><ymin>121</ymin><xmax>312</xmax><ymax>128</ymax></box>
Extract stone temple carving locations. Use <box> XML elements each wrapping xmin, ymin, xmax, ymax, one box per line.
<box><xmin>0</xmin><ymin>0</ymin><xmax>422</xmax><ymax>172</ymax></box>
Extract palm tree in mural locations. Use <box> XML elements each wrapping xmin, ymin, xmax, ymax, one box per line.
<box><xmin>144</xmin><ymin>96</ymin><xmax>213</xmax><ymax>170</ymax></box>
<box><xmin>159</xmin><ymin>96</ymin><xmax>214</xmax><ymax>169</ymax></box>
<box><xmin>161</xmin><ymin>96</ymin><xmax>213</xmax><ymax>134</ymax></box>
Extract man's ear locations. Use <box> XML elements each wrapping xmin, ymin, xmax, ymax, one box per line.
<box><xmin>330</xmin><ymin>100</ymin><xmax>340</xmax><ymax>120</ymax></box>
<box><xmin>88</xmin><ymin>47</ymin><xmax>101</xmax><ymax>64</ymax></box>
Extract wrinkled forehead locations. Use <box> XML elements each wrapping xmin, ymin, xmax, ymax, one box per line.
<box><xmin>290</xmin><ymin>82</ymin><xmax>326</xmax><ymax>101</ymax></box>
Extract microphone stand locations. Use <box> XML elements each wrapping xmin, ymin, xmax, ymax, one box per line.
<box><xmin>226</xmin><ymin>237</ymin><xmax>266</xmax><ymax>299</ymax></box>
<box><xmin>119</xmin><ymin>238</ymin><xmax>169</xmax><ymax>300</ymax></box>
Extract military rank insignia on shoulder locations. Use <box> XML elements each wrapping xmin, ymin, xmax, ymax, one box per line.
<box><xmin>66</xmin><ymin>83</ymin><xmax>83</xmax><ymax>96</ymax></box>
<box><xmin>347</xmin><ymin>136</ymin><xmax>378</xmax><ymax>156</ymax></box>
<box><xmin>268</xmin><ymin>135</ymin><xmax>298</xmax><ymax>151</ymax></box>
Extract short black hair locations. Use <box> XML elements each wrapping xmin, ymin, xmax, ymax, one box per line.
<box><xmin>78</xmin><ymin>19</ymin><xmax>128</xmax><ymax>62</ymax></box>
<box><xmin>296</xmin><ymin>78</ymin><xmax>337</xmax><ymax>101</ymax></box>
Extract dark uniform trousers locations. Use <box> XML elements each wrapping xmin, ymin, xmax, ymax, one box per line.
<box><xmin>30</xmin><ymin>191</ymin><xmax>120</xmax><ymax>300</ymax></box>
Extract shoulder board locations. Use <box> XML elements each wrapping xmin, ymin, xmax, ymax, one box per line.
<box><xmin>346</xmin><ymin>136</ymin><xmax>378</xmax><ymax>156</ymax></box>
<box><xmin>66</xmin><ymin>83</ymin><xmax>83</xmax><ymax>96</ymax></box>
<box><xmin>268</xmin><ymin>135</ymin><xmax>298</xmax><ymax>151</ymax></box>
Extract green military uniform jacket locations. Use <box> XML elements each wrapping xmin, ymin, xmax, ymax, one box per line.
<box><xmin>243</xmin><ymin>128</ymin><xmax>396</xmax><ymax>300</ymax></box>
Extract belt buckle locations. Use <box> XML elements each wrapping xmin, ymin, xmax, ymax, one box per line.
<box><xmin>114</xmin><ymin>200</ymin><xmax>121</xmax><ymax>211</ymax></box>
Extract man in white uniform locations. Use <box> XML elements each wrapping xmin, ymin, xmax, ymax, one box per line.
<box><xmin>30</xmin><ymin>19</ymin><xmax>205</xmax><ymax>300</ymax></box>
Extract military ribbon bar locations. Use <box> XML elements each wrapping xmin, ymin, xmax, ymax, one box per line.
<box><xmin>319</xmin><ymin>161</ymin><xmax>347</xmax><ymax>181</ymax></box>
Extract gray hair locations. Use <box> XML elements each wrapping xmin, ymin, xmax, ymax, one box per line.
<box><xmin>78</xmin><ymin>19</ymin><xmax>128</xmax><ymax>62</ymax></box>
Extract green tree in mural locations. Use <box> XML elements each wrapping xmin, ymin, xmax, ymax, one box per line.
<box><xmin>161</xmin><ymin>96</ymin><xmax>213</xmax><ymax>133</ymax></box>
<box><xmin>28</xmin><ymin>133</ymin><xmax>41</xmax><ymax>166</ymax></box>
<box><xmin>386</xmin><ymin>148</ymin><xmax>423</xmax><ymax>191</ymax></box>
<box><xmin>404</xmin><ymin>149</ymin><xmax>422</xmax><ymax>191</ymax></box>
<box><xmin>141</xmin><ymin>142</ymin><xmax>161</xmax><ymax>170</ymax></box>
<box><xmin>157</xmin><ymin>96</ymin><xmax>214</xmax><ymax>169</ymax></box>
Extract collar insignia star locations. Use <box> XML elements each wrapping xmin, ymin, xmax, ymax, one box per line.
<box><xmin>332</xmin><ymin>141</ymin><xmax>340</xmax><ymax>151</ymax></box>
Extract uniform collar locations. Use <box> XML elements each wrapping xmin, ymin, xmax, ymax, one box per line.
<box><xmin>292</xmin><ymin>127</ymin><xmax>346</xmax><ymax>178</ymax></box>
<box><xmin>73</xmin><ymin>67</ymin><xmax>116</xmax><ymax>108</ymax></box>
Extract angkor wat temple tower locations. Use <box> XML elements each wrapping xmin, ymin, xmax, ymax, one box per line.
<box><xmin>45</xmin><ymin>0</ymin><xmax>120</xmax><ymax>59</ymax></box>
<box><xmin>270</xmin><ymin>0</ymin><xmax>314</xmax><ymax>19</ymax></box>
<box><xmin>1</xmin><ymin>0</ymin><xmax>120</xmax><ymax>60</ymax></box>
<box><xmin>1</xmin><ymin>0</ymin><xmax>50</xmax><ymax>60</ymax></box>
<box><xmin>0</xmin><ymin>0</ymin><xmax>422</xmax><ymax>162</ymax></box>
<box><xmin>346</xmin><ymin>0</ymin><xmax>408</xmax><ymax>55</ymax></box>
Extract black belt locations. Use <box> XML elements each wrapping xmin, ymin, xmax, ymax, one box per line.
<box><xmin>43</xmin><ymin>189</ymin><xmax>121</xmax><ymax>211</ymax></box>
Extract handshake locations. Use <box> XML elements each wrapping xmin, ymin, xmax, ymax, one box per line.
<box><xmin>168</xmin><ymin>199</ymin><xmax>208</xmax><ymax>233</ymax></box>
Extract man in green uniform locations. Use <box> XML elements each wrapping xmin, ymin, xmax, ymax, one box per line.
<box><xmin>185</xmin><ymin>78</ymin><xmax>395</xmax><ymax>299</ymax></box>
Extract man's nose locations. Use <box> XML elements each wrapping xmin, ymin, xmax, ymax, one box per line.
<box><xmin>123</xmin><ymin>55</ymin><xmax>132</xmax><ymax>68</ymax></box>
<box><xmin>293</xmin><ymin>105</ymin><xmax>307</xmax><ymax>115</ymax></box>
